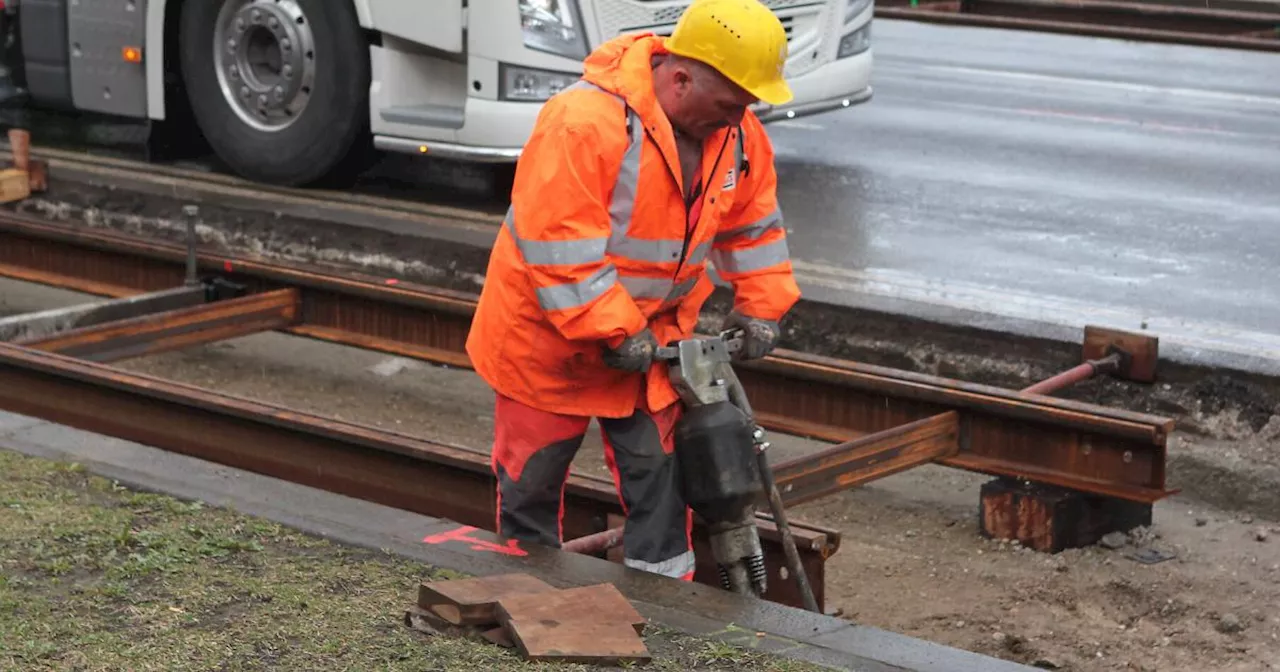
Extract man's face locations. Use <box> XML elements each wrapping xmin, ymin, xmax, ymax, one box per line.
<box><xmin>666</xmin><ymin>61</ymin><xmax>758</xmax><ymax>140</ymax></box>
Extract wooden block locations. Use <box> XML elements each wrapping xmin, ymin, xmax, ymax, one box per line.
<box><xmin>403</xmin><ymin>605</ymin><xmax>448</xmax><ymax>636</ymax></box>
<box><xmin>980</xmin><ymin>476</ymin><xmax>1153</xmax><ymax>552</ymax></box>
<box><xmin>417</xmin><ymin>573</ymin><xmax>556</xmax><ymax>626</ymax></box>
<box><xmin>504</xmin><ymin>619</ymin><xmax>651</xmax><ymax>665</ymax></box>
<box><xmin>428</xmin><ymin>603</ymin><xmax>464</xmax><ymax>624</ymax></box>
<box><xmin>0</xmin><ymin>169</ymin><xmax>31</xmax><ymax>204</ymax></box>
<box><xmin>496</xmin><ymin>583</ymin><xmax>648</xmax><ymax>636</ymax></box>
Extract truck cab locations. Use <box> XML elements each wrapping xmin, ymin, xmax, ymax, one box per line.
<box><xmin>0</xmin><ymin>0</ymin><xmax>873</xmax><ymax>187</ymax></box>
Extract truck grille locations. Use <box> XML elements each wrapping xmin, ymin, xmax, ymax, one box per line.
<box><xmin>591</xmin><ymin>0</ymin><xmax>833</xmax><ymax>78</ymax></box>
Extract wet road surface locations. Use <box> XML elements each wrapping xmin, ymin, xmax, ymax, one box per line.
<box><xmin>765</xmin><ymin>20</ymin><xmax>1280</xmax><ymax>367</ymax></box>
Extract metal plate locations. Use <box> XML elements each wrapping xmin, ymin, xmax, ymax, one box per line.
<box><xmin>1083</xmin><ymin>324</ymin><xmax>1160</xmax><ymax>383</ymax></box>
<box><xmin>67</xmin><ymin>0</ymin><xmax>148</xmax><ymax>118</ymax></box>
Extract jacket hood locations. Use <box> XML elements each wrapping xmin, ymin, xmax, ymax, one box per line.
<box><xmin>580</xmin><ymin>33</ymin><xmax>668</xmax><ymax>126</ymax></box>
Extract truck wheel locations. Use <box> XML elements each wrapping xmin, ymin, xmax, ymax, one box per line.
<box><xmin>178</xmin><ymin>0</ymin><xmax>371</xmax><ymax>186</ymax></box>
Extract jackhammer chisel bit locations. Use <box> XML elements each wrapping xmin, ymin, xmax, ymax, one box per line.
<box><xmin>658</xmin><ymin>329</ymin><xmax>819</xmax><ymax>610</ymax></box>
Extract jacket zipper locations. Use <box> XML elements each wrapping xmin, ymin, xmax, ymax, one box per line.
<box><xmin>673</xmin><ymin>131</ymin><xmax>731</xmax><ymax>281</ymax></box>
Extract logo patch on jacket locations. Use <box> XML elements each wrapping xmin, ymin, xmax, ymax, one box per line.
<box><xmin>722</xmin><ymin>167</ymin><xmax>737</xmax><ymax>192</ymax></box>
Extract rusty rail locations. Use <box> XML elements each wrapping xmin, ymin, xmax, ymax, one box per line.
<box><xmin>0</xmin><ymin>340</ymin><xmax>836</xmax><ymax>610</ymax></box>
<box><xmin>771</xmin><ymin>412</ymin><xmax>963</xmax><ymax>507</ymax></box>
<box><xmin>878</xmin><ymin>0</ymin><xmax>1280</xmax><ymax>52</ymax></box>
<box><xmin>0</xmin><ymin>215</ymin><xmax>1177</xmax><ymax>506</ymax></box>
<box><xmin>21</xmin><ymin>288</ymin><xmax>301</xmax><ymax>362</ymax></box>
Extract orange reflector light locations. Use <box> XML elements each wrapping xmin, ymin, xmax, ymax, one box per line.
<box><xmin>122</xmin><ymin>46</ymin><xmax>142</xmax><ymax>63</ymax></box>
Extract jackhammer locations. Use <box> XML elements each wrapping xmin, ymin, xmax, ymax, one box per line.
<box><xmin>654</xmin><ymin>329</ymin><xmax>820</xmax><ymax>612</ymax></box>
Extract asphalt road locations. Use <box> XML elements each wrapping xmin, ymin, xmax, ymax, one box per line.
<box><xmin>765</xmin><ymin>20</ymin><xmax>1280</xmax><ymax>368</ymax></box>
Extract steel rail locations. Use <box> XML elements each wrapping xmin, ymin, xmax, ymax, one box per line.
<box><xmin>0</xmin><ymin>340</ymin><xmax>836</xmax><ymax>610</ymax></box>
<box><xmin>0</xmin><ymin>214</ymin><xmax>1177</xmax><ymax>505</ymax></box>
<box><xmin>878</xmin><ymin>0</ymin><xmax>1280</xmax><ymax>52</ymax></box>
<box><xmin>20</xmin><ymin>288</ymin><xmax>301</xmax><ymax>362</ymax></box>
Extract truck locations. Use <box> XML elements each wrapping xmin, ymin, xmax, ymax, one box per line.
<box><xmin>0</xmin><ymin>0</ymin><xmax>874</xmax><ymax>187</ymax></box>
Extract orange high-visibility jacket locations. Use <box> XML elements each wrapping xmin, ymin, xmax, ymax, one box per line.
<box><xmin>466</xmin><ymin>33</ymin><xmax>802</xmax><ymax>419</ymax></box>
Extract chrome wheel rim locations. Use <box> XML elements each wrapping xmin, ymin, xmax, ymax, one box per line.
<box><xmin>212</xmin><ymin>0</ymin><xmax>316</xmax><ymax>132</ymax></box>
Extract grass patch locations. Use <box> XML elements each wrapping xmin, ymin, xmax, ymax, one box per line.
<box><xmin>0</xmin><ymin>450</ymin><xmax>828</xmax><ymax>671</ymax></box>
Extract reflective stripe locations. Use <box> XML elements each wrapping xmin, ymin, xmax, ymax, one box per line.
<box><xmin>609</xmin><ymin>99</ymin><xmax>643</xmax><ymax>247</ymax></box>
<box><xmin>516</xmin><ymin>79</ymin><xmax>732</xmax><ymax>307</ymax></box>
<box><xmin>564</xmin><ymin>80</ymin><xmax>687</xmax><ymax>268</ymax></box>
<box><xmin>665</xmin><ymin>274</ymin><xmax>700</xmax><ymax>303</ymax></box>
<box><xmin>536</xmin><ymin>264</ymin><xmax>619</xmax><ymax>311</ymax></box>
<box><xmin>687</xmin><ymin>241</ymin><xmax>712</xmax><ymax>266</ymax></box>
<box><xmin>505</xmin><ymin>206</ymin><xmax>608</xmax><ymax>266</ymax></box>
<box><xmin>711</xmin><ymin>237</ymin><xmax>792</xmax><ymax>274</ymax></box>
<box><xmin>715</xmin><ymin>207</ymin><xmax>782</xmax><ymax>244</ymax></box>
<box><xmin>624</xmin><ymin>549</ymin><xmax>696</xmax><ymax>578</ymax></box>
<box><xmin>519</xmin><ymin>235</ymin><xmax>609</xmax><ymax>266</ymax></box>
<box><xmin>618</xmin><ymin>275</ymin><xmax>670</xmax><ymax>300</ymax></box>
<box><xmin>618</xmin><ymin>273</ymin><xmax>700</xmax><ymax>303</ymax></box>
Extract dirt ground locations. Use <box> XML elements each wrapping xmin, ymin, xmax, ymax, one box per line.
<box><xmin>4</xmin><ymin>279</ymin><xmax>1280</xmax><ymax>671</ymax></box>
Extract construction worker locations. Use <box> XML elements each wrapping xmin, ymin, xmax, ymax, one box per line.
<box><xmin>466</xmin><ymin>0</ymin><xmax>801</xmax><ymax>582</ymax></box>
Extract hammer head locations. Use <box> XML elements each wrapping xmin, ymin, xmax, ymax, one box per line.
<box><xmin>1082</xmin><ymin>325</ymin><xmax>1159</xmax><ymax>383</ymax></box>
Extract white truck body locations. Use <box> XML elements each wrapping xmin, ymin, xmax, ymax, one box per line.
<box><xmin>13</xmin><ymin>0</ymin><xmax>872</xmax><ymax>183</ymax></box>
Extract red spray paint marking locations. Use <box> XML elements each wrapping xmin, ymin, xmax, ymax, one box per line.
<box><xmin>423</xmin><ymin>525</ymin><xmax>527</xmax><ymax>557</ymax></box>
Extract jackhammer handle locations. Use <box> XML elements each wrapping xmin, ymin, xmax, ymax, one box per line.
<box><xmin>718</xmin><ymin>327</ymin><xmax>746</xmax><ymax>356</ymax></box>
<box><xmin>653</xmin><ymin>328</ymin><xmax>745</xmax><ymax>363</ymax></box>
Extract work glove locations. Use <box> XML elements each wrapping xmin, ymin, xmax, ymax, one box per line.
<box><xmin>602</xmin><ymin>328</ymin><xmax>658</xmax><ymax>373</ymax></box>
<box><xmin>721</xmin><ymin>311</ymin><xmax>780</xmax><ymax>361</ymax></box>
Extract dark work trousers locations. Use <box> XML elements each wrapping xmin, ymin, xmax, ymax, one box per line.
<box><xmin>490</xmin><ymin>392</ymin><xmax>696</xmax><ymax>581</ymax></box>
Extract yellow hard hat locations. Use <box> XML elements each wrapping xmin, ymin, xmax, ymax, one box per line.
<box><xmin>664</xmin><ymin>0</ymin><xmax>794</xmax><ymax>106</ymax></box>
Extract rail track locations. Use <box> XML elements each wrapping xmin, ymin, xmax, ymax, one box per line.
<box><xmin>0</xmin><ymin>202</ymin><xmax>1180</xmax><ymax>612</ymax></box>
<box><xmin>880</xmin><ymin>0</ymin><xmax>1280</xmax><ymax>52</ymax></box>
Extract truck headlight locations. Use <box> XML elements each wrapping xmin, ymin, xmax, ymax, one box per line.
<box><xmin>500</xmin><ymin>64</ymin><xmax>580</xmax><ymax>102</ymax></box>
<box><xmin>845</xmin><ymin>0</ymin><xmax>873</xmax><ymax>24</ymax></box>
<box><xmin>837</xmin><ymin>23</ymin><xmax>871</xmax><ymax>59</ymax></box>
<box><xmin>520</xmin><ymin>0</ymin><xmax>589</xmax><ymax>60</ymax></box>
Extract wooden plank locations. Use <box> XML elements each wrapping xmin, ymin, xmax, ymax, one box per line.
<box><xmin>403</xmin><ymin>604</ymin><xmax>516</xmax><ymax>648</ymax></box>
<box><xmin>504</xmin><ymin>620</ymin><xmax>651</xmax><ymax>665</ymax></box>
<box><xmin>416</xmin><ymin>573</ymin><xmax>556</xmax><ymax>626</ymax></box>
<box><xmin>403</xmin><ymin>605</ymin><xmax>450</xmax><ymax>636</ymax></box>
<box><xmin>495</xmin><ymin>583</ymin><xmax>647</xmax><ymax>636</ymax></box>
<box><xmin>497</xmin><ymin>584</ymin><xmax>651</xmax><ymax>665</ymax></box>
